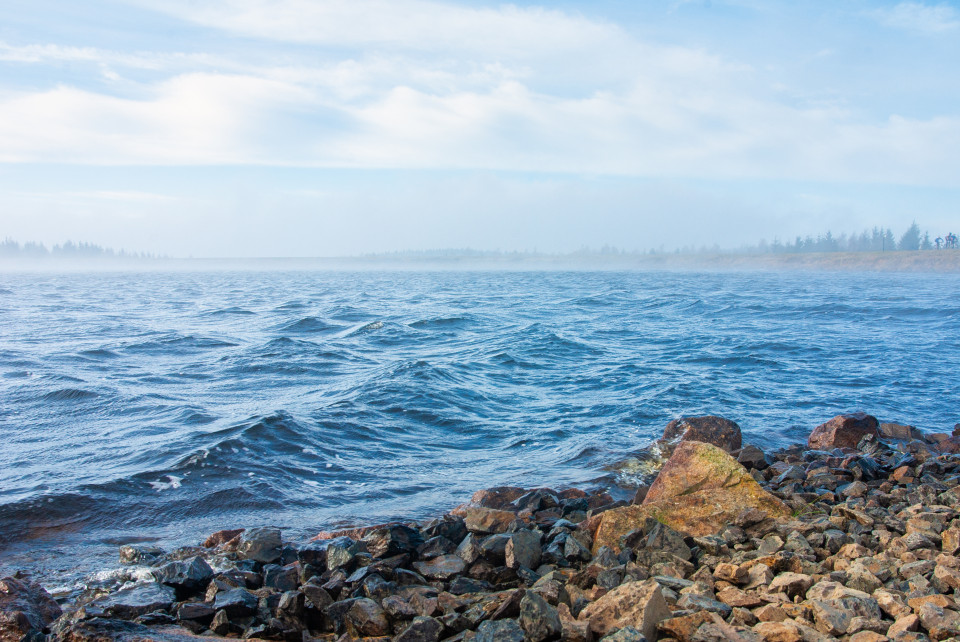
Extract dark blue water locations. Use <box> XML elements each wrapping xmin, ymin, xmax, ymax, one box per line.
<box><xmin>1</xmin><ymin>268</ymin><xmax>958</xmax><ymax>587</ymax></box>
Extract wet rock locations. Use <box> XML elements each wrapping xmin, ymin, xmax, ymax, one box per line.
<box><xmin>153</xmin><ymin>556</ymin><xmax>214</xmax><ymax>598</ymax></box>
<box><xmin>118</xmin><ymin>545</ymin><xmax>165</xmax><ymax>565</ymax></box>
<box><xmin>213</xmin><ymin>588</ymin><xmax>259</xmax><ymax>618</ymax></box>
<box><xmin>593</xmin><ymin>441</ymin><xmax>789</xmax><ymax>549</ymax></box>
<box><xmin>0</xmin><ymin>576</ymin><xmax>62</xmax><ymax>640</ymax></box>
<box><xmin>91</xmin><ymin>583</ymin><xmax>177</xmax><ymax>620</ymax></box>
<box><xmin>53</xmin><ymin>617</ymin><xmax>225</xmax><ymax>642</ymax></box>
<box><xmin>412</xmin><ymin>554</ymin><xmax>466</xmax><ymax>580</ymax></box>
<box><xmin>474</xmin><ymin>618</ymin><xmax>526</xmax><ymax>642</ymax></box>
<box><xmin>177</xmin><ymin>601</ymin><xmax>215</xmax><ymax>625</ymax></box>
<box><xmin>237</xmin><ymin>526</ymin><xmax>282</xmax><ymax>564</ymax></box>
<box><xmin>578</xmin><ymin>578</ymin><xmax>670</xmax><ymax>640</ymax></box>
<box><xmin>519</xmin><ymin>591</ymin><xmax>561</xmax><ymax>642</ymax></box>
<box><xmin>807</xmin><ymin>413</ymin><xmax>880</xmax><ymax>450</ymax></box>
<box><xmin>395</xmin><ymin>615</ymin><xmax>444</xmax><ymax>642</ymax></box>
<box><xmin>663</xmin><ymin>416</ymin><xmax>743</xmax><ymax>453</ymax></box>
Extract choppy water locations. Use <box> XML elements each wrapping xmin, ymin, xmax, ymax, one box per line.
<box><xmin>1</xmin><ymin>268</ymin><xmax>958</xmax><ymax>587</ymax></box>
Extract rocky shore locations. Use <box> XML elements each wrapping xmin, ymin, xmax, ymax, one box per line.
<box><xmin>5</xmin><ymin>412</ymin><xmax>960</xmax><ymax>642</ymax></box>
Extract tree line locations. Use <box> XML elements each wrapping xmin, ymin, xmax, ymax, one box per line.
<box><xmin>750</xmin><ymin>222</ymin><xmax>955</xmax><ymax>254</ymax></box>
<box><xmin>0</xmin><ymin>238</ymin><xmax>157</xmax><ymax>259</ymax></box>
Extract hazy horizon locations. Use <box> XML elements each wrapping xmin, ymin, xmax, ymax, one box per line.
<box><xmin>2</xmin><ymin>1</ymin><xmax>959</xmax><ymax>257</ymax></box>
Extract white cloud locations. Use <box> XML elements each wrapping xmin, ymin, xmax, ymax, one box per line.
<box><xmin>872</xmin><ymin>2</ymin><xmax>960</xmax><ymax>33</ymax></box>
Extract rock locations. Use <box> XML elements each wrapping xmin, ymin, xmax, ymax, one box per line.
<box><xmin>212</xmin><ymin>588</ymin><xmax>259</xmax><ymax>618</ymax></box>
<box><xmin>237</xmin><ymin>526</ymin><xmax>282</xmax><ymax>564</ymax></box>
<box><xmin>118</xmin><ymin>545</ymin><xmax>165</xmax><ymax>565</ymax></box>
<box><xmin>807</xmin><ymin>413</ymin><xmax>880</xmax><ymax>450</ymax></box>
<box><xmin>91</xmin><ymin>583</ymin><xmax>177</xmax><ymax>620</ymax></box>
<box><xmin>0</xmin><ymin>576</ymin><xmax>62</xmax><ymax>640</ymax></box>
<box><xmin>663</xmin><ymin>416</ymin><xmax>743</xmax><ymax>452</ymax></box>
<box><xmin>657</xmin><ymin>611</ymin><xmax>718</xmax><ymax>641</ymax></box>
<box><xmin>263</xmin><ymin>563</ymin><xmax>299</xmax><ymax>592</ymax></box>
<box><xmin>364</xmin><ymin>524</ymin><xmax>424</xmax><ymax>558</ymax></box>
<box><xmin>456</xmin><ymin>533</ymin><xmax>483</xmax><ymax>564</ymax></box>
<box><xmin>578</xmin><ymin>579</ymin><xmax>670</xmax><ymax>640</ymax></box>
<box><xmin>471</xmin><ymin>486</ymin><xmax>529</xmax><ymax>510</ymax></box>
<box><xmin>737</xmin><ymin>444</ymin><xmax>768</xmax><ymax>470</ymax></box>
<box><xmin>474</xmin><ymin>618</ymin><xmax>526</xmax><ymax>642</ymax></box>
<box><xmin>598</xmin><ymin>626</ymin><xmax>646</xmax><ymax>642</ymax></box>
<box><xmin>202</xmin><ymin>528</ymin><xmax>244</xmax><ymax>548</ymax></box>
<box><xmin>177</xmin><ymin>602</ymin><xmax>215</xmax><ymax>624</ymax></box>
<box><xmin>210</xmin><ymin>610</ymin><xmax>230</xmax><ymax>636</ymax></box>
<box><xmin>52</xmin><ymin>618</ymin><xmax>230</xmax><ymax>641</ymax></box>
<box><xmin>343</xmin><ymin>597</ymin><xmax>390</xmax><ymax>637</ymax></box>
<box><xmin>412</xmin><ymin>554</ymin><xmax>466</xmax><ymax>580</ymax></box>
<box><xmin>463</xmin><ymin>507</ymin><xmax>517</xmax><ymax>534</ymax></box>
<box><xmin>593</xmin><ymin>441</ymin><xmax>789</xmax><ymax>549</ymax></box>
<box><xmin>506</xmin><ymin>531</ymin><xmax>542</xmax><ymax>570</ymax></box>
<box><xmin>519</xmin><ymin>591</ymin><xmax>562</xmax><ymax>642</ymax></box>
<box><xmin>880</xmin><ymin>423</ymin><xmax>925</xmax><ymax>441</ymax></box>
<box><xmin>676</xmin><ymin>594</ymin><xmax>732</xmax><ymax>618</ymax></box>
<box><xmin>153</xmin><ymin>556</ymin><xmax>214</xmax><ymax>597</ymax></box>
<box><xmin>753</xmin><ymin>620</ymin><xmax>803</xmax><ymax>642</ymax></box>
<box><xmin>395</xmin><ymin>615</ymin><xmax>444</xmax><ymax>642</ymax></box>
<box><xmin>418</xmin><ymin>535</ymin><xmax>456</xmax><ymax>559</ymax></box>
<box><xmin>768</xmin><ymin>572</ymin><xmax>814</xmax><ymax>598</ymax></box>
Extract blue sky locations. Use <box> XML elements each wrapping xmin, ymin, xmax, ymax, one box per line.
<box><xmin>1</xmin><ymin>0</ymin><xmax>958</xmax><ymax>257</ymax></box>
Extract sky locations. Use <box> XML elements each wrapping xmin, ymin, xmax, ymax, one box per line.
<box><xmin>0</xmin><ymin>0</ymin><xmax>958</xmax><ymax>257</ymax></box>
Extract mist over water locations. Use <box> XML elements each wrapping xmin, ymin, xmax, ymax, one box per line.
<box><xmin>1</xmin><ymin>268</ymin><xmax>958</xmax><ymax>587</ymax></box>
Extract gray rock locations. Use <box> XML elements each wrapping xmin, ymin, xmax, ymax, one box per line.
<box><xmin>92</xmin><ymin>582</ymin><xmax>177</xmax><ymax>620</ymax></box>
<box><xmin>152</xmin><ymin>556</ymin><xmax>213</xmax><ymax>597</ymax></box>
<box><xmin>176</xmin><ymin>601</ymin><xmax>215</xmax><ymax>624</ymax></box>
<box><xmin>412</xmin><ymin>554</ymin><xmax>466</xmax><ymax>580</ymax></box>
<box><xmin>474</xmin><ymin>618</ymin><xmax>526</xmax><ymax>642</ymax></box>
<box><xmin>237</xmin><ymin>526</ymin><xmax>282</xmax><ymax>564</ymax></box>
<box><xmin>395</xmin><ymin>615</ymin><xmax>444</xmax><ymax>642</ymax></box>
<box><xmin>363</xmin><ymin>524</ymin><xmax>424</xmax><ymax>559</ymax></box>
<box><xmin>519</xmin><ymin>591</ymin><xmax>561</xmax><ymax>642</ymax></box>
<box><xmin>263</xmin><ymin>563</ymin><xmax>299</xmax><ymax>592</ymax></box>
<box><xmin>676</xmin><ymin>594</ymin><xmax>732</xmax><ymax>618</ymax></box>
<box><xmin>506</xmin><ymin>530</ymin><xmax>542</xmax><ymax>570</ymax></box>
<box><xmin>599</xmin><ymin>627</ymin><xmax>647</xmax><ymax>642</ymax></box>
<box><xmin>213</xmin><ymin>588</ymin><xmax>259</xmax><ymax>618</ymax></box>
<box><xmin>118</xmin><ymin>545</ymin><xmax>164</xmax><ymax>565</ymax></box>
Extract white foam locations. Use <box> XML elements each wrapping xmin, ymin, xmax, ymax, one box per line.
<box><xmin>148</xmin><ymin>475</ymin><xmax>183</xmax><ymax>491</ymax></box>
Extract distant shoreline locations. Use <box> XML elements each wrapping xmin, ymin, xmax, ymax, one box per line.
<box><xmin>2</xmin><ymin>250</ymin><xmax>960</xmax><ymax>273</ymax></box>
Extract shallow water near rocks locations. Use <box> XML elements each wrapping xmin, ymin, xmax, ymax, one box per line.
<box><xmin>0</xmin><ymin>268</ymin><xmax>958</xmax><ymax>588</ymax></box>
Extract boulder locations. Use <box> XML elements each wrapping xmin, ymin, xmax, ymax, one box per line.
<box><xmin>577</xmin><ymin>578</ymin><xmax>671</xmax><ymax>640</ymax></box>
<box><xmin>519</xmin><ymin>591</ymin><xmax>561</xmax><ymax>642</ymax></box>
<box><xmin>51</xmin><ymin>618</ymin><xmax>236</xmax><ymax>641</ymax></box>
<box><xmin>237</xmin><ymin>526</ymin><xmax>282</xmax><ymax>564</ymax></box>
<box><xmin>412</xmin><ymin>554</ymin><xmax>466</xmax><ymax>580</ymax></box>
<box><xmin>505</xmin><ymin>531</ymin><xmax>542</xmax><ymax>570</ymax></box>
<box><xmin>806</xmin><ymin>413</ymin><xmax>879</xmax><ymax>450</ymax></box>
<box><xmin>0</xmin><ymin>576</ymin><xmax>62</xmax><ymax>640</ymax></box>
<box><xmin>363</xmin><ymin>524</ymin><xmax>423</xmax><ymax>558</ymax></box>
<box><xmin>663</xmin><ymin>416</ymin><xmax>742</xmax><ymax>452</ymax></box>
<box><xmin>395</xmin><ymin>615</ymin><xmax>444</xmax><ymax>642</ymax></box>
<box><xmin>463</xmin><ymin>507</ymin><xmax>517</xmax><ymax>534</ymax></box>
<box><xmin>593</xmin><ymin>441</ymin><xmax>789</xmax><ymax>550</ymax></box>
<box><xmin>90</xmin><ymin>583</ymin><xmax>177</xmax><ymax>620</ymax></box>
<box><xmin>202</xmin><ymin>528</ymin><xmax>244</xmax><ymax>548</ymax></box>
<box><xmin>152</xmin><ymin>556</ymin><xmax>214</xmax><ymax>597</ymax></box>
<box><xmin>474</xmin><ymin>618</ymin><xmax>526</xmax><ymax>642</ymax></box>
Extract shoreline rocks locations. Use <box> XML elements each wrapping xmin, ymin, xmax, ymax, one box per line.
<box><xmin>6</xmin><ymin>412</ymin><xmax>960</xmax><ymax>642</ymax></box>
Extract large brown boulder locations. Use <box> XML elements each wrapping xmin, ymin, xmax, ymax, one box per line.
<box><xmin>807</xmin><ymin>413</ymin><xmax>879</xmax><ymax>450</ymax></box>
<box><xmin>593</xmin><ymin>441</ymin><xmax>789</xmax><ymax>551</ymax></box>
<box><xmin>662</xmin><ymin>415</ymin><xmax>742</xmax><ymax>452</ymax></box>
<box><xmin>0</xmin><ymin>576</ymin><xmax>62</xmax><ymax>641</ymax></box>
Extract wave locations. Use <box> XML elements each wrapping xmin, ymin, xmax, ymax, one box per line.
<box><xmin>278</xmin><ymin>317</ymin><xmax>343</xmax><ymax>334</ymax></box>
<box><xmin>42</xmin><ymin>388</ymin><xmax>99</xmax><ymax>401</ymax></box>
<box><xmin>123</xmin><ymin>334</ymin><xmax>238</xmax><ymax>354</ymax></box>
<box><xmin>409</xmin><ymin>316</ymin><xmax>471</xmax><ymax>329</ymax></box>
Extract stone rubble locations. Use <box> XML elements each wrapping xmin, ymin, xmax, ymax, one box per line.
<box><xmin>4</xmin><ymin>413</ymin><xmax>960</xmax><ymax>642</ymax></box>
